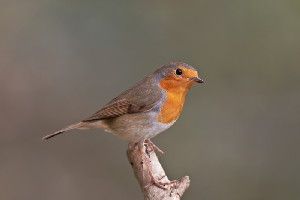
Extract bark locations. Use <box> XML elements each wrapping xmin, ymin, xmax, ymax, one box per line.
<box><xmin>127</xmin><ymin>144</ymin><xmax>190</xmax><ymax>200</ymax></box>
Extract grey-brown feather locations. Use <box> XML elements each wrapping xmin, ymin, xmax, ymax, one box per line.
<box><xmin>43</xmin><ymin>122</ymin><xmax>86</xmax><ymax>140</ymax></box>
<box><xmin>82</xmin><ymin>74</ymin><xmax>164</xmax><ymax>122</ymax></box>
<box><xmin>43</xmin><ymin>62</ymin><xmax>193</xmax><ymax>141</ymax></box>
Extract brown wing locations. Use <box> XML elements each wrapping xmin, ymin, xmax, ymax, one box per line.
<box><xmin>82</xmin><ymin>75</ymin><xmax>163</xmax><ymax>122</ymax></box>
<box><xmin>82</xmin><ymin>99</ymin><xmax>131</xmax><ymax>122</ymax></box>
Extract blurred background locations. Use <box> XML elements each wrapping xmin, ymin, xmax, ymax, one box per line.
<box><xmin>1</xmin><ymin>0</ymin><xmax>300</xmax><ymax>199</ymax></box>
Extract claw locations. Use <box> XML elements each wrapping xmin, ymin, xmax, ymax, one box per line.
<box><xmin>133</xmin><ymin>140</ymin><xmax>176</xmax><ymax>190</ymax></box>
<box><xmin>145</xmin><ymin>139</ymin><xmax>164</xmax><ymax>155</ymax></box>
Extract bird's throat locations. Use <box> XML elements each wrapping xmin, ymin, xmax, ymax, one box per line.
<box><xmin>158</xmin><ymin>79</ymin><xmax>191</xmax><ymax>124</ymax></box>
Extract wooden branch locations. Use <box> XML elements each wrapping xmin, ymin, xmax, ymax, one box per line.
<box><xmin>127</xmin><ymin>144</ymin><xmax>190</xmax><ymax>200</ymax></box>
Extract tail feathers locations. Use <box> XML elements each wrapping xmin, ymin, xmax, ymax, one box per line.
<box><xmin>43</xmin><ymin>122</ymin><xmax>85</xmax><ymax>140</ymax></box>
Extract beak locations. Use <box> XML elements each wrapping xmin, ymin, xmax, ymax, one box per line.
<box><xmin>191</xmin><ymin>77</ymin><xmax>204</xmax><ymax>84</ymax></box>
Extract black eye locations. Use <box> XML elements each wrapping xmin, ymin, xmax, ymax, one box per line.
<box><xmin>175</xmin><ymin>68</ymin><xmax>183</xmax><ymax>75</ymax></box>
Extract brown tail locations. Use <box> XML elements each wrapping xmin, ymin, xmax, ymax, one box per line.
<box><xmin>43</xmin><ymin>122</ymin><xmax>86</xmax><ymax>140</ymax></box>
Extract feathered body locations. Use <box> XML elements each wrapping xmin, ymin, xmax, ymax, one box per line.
<box><xmin>43</xmin><ymin>62</ymin><xmax>203</xmax><ymax>143</ymax></box>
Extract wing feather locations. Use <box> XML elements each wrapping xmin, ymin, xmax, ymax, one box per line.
<box><xmin>82</xmin><ymin>76</ymin><xmax>163</xmax><ymax>122</ymax></box>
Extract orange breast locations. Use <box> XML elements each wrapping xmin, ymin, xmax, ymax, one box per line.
<box><xmin>158</xmin><ymin>78</ymin><xmax>191</xmax><ymax>124</ymax></box>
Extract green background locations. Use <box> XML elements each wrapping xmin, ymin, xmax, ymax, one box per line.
<box><xmin>1</xmin><ymin>0</ymin><xmax>300</xmax><ymax>199</ymax></box>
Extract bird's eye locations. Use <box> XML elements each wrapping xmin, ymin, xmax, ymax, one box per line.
<box><xmin>175</xmin><ymin>68</ymin><xmax>183</xmax><ymax>76</ymax></box>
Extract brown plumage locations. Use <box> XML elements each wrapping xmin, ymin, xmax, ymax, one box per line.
<box><xmin>43</xmin><ymin>62</ymin><xmax>203</xmax><ymax>142</ymax></box>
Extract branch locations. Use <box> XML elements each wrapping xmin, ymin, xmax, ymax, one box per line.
<box><xmin>127</xmin><ymin>143</ymin><xmax>190</xmax><ymax>200</ymax></box>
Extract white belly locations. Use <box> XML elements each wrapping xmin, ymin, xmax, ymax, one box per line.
<box><xmin>144</xmin><ymin>120</ymin><xmax>175</xmax><ymax>139</ymax></box>
<box><xmin>102</xmin><ymin>112</ymin><xmax>176</xmax><ymax>142</ymax></box>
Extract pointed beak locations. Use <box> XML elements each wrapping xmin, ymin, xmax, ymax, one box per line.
<box><xmin>191</xmin><ymin>77</ymin><xmax>204</xmax><ymax>83</ymax></box>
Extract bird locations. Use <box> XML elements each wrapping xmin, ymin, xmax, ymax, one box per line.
<box><xmin>43</xmin><ymin>61</ymin><xmax>203</xmax><ymax>187</ymax></box>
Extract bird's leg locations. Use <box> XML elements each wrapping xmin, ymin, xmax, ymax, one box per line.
<box><xmin>144</xmin><ymin>139</ymin><xmax>164</xmax><ymax>155</ymax></box>
<box><xmin>142</xmin><ymin>141</ymin><xmax>180</xmax><ymax>190</ymax></box>
<box><xmin>132</xmin><ymin>140</ymin><xmax>177</xmax><ymax>190</ymax></box>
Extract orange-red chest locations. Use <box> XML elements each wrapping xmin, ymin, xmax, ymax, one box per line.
<box><xmin>158</xmin><ymin>79</ymin><xmax>191</xmax><ymax>124</ymax></box>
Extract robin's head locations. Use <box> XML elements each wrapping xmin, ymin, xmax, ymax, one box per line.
<box><xmin>155</xmin><ymin>62</ymin><xmax>204</xmax><ymax>91</ymax></box>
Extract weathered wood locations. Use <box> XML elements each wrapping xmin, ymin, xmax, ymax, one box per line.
<box><xmin>127</xmin><ymin>144</ymin><xmax>190</xmax><ymax>200</ymax></box>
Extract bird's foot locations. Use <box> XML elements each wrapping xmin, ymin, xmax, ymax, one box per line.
<box><xmin>144</xmin><ymin>139</ymin><xmax>164</xmax><ymax>155</ymax></box>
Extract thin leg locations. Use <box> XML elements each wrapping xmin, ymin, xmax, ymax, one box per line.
<box><xmin>145</xmin><ymin>139</ymin><xmax>164</xmax><ymax>154</ymax></box>
<box><xmin>143</xmin><ymin>141</ymin><xmax>179</xmax><ymax>190</ymax></box>
<box><xmin>133</xmin><ymin>140</ymin><xmax>177</xmax><ymax>190</ymax></box>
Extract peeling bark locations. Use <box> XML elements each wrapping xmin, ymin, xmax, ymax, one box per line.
<box><xmin>127</xmin><ymin>144</ymin><xmax>190</xmax><ymax>200</ymax></box>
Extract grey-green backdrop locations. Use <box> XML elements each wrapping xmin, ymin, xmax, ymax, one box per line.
<box><xmin>1</xmin><ymin>0</ymin><xmax>300</xmax><ymax>199</ymax></box>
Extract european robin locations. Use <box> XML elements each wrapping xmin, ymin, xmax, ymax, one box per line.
<box><xmin>43</xmin><ymin>62</ymin><xmax>203</xmax><ymax>187</ymax></box>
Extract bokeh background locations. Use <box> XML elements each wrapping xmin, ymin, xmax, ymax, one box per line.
<box><xmin>1</xmin><ymin>0</ymin><xmax>300</xmax><ymax>199</ymax></box>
